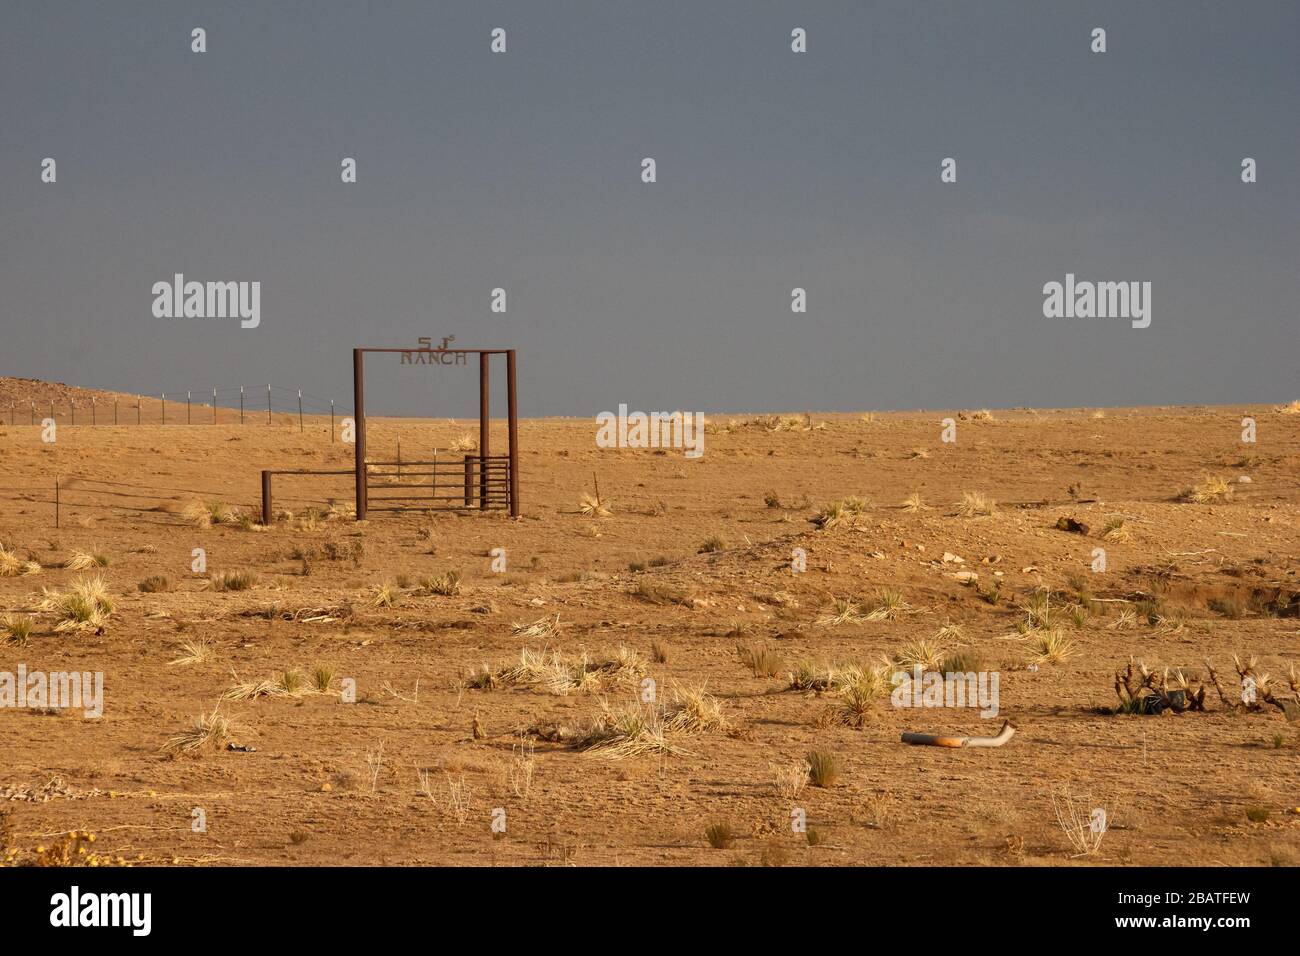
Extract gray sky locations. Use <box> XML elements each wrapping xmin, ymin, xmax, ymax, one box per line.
<box><xmin>2</xmin><ymin>1</ymin><xmax>1296</xmax><ymax>417</ymax></box>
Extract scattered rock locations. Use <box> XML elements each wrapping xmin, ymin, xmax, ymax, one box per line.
<box><xmin>942</xmin><ymin>552</ymin><xmax>964</xmax><ymax>564</ymax></box>
<box><xmin>1055</xmin><ymin>516</ymin><xmax>1090</xmax><ymax>535</ymax></box>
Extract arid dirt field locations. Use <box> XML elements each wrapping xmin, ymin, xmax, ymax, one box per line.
<box><xmin>2</xmin><ymin>381</ymin><xmax>1298</xmax><ymax>866</ymax></box>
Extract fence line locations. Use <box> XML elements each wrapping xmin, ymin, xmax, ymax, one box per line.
<box><xmin>3</xmin><ymin>385</ymin><xmax>353</xmax><ymax>436</ymax></box>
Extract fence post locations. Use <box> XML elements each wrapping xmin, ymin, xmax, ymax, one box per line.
<box><xmin>187</xmin><ymin>390</ymin><xmax>191</xmax><ymax>424</ymax></box>
<box><xmin>91</xmin><ymin>397</ymin><xmax>96</xmax><ymax>426</ymax></box>
<box><xmin>330</xmin><ymin>401</ymin><xmax>335</xmax><ymax>443</ymax></box>
<box><xmin>432</xmin><ymin>448</ymin><xmax>438</xmax><ymax>504</ymax></box>
<box><xmin>240</xmin><ymin>386</ymin><xmax>245</xmax><ymax>424</ymax></box>
<box><xmin>508</xmin><ymin>348</ymin><xmax>519</xmax><ymax>517</ymax></box>
<box><xmin>463</xmin><ymin>454</ymin><xmax>473</xmax><ymax>507</ymax></box>
<box><xmin>267</xmin><ymin>384</ymin><xmax>272</xmax><ymax>425</ymax></box>
<box><xmin>298</xmin><ymin>390</ymin><xmax>303</xmax><ymax>433</ymax></box>
<box><xmin>162</xmin><ymin>393</ymin><xmax>166</xmax><ymax>424</ymax></box>
<box><xmin>55</xmin><ymin>477</ymin><xmax>60</xmax><ymax>528</ymax></box>
<box><xmin>214</xmin><ymin>387</ymin><xmax>218</xmax><ymax>424</ymax></box>
<box><xmin>261</xmin><ymin>470</ymin><xmax>273</xmax><ymax>525</ymax></box>
<box><xmin>70</xmin><ymin>400</ymin><xmax>75</xmax><ymax>426</ymax></box>
<box><xmin>479</xmin><ymin>353</ymin><xmax>490</xmax><ymax>509</ymax></box>
<box><xmin>137</xmin><ymin>396</ymin><xmax>141</xmax><ymax>424</ymax></box>
<box><xmin>114</xmin><ymin>398</ymin><xmax>118</xmax><ymax>425</ymax></box>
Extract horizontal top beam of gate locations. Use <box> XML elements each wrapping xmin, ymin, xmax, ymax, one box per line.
<box><xmin>358</xmin><ymin>348</ymin><xmax>512</xmax><ymax>355</ymax></box>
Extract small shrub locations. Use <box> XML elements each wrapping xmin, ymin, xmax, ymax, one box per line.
<box><xmin>805</xmin><ymin>751</ymin><xmax>838</xmax><ymax>788</ymax></box>
<box><xmin>705</xmin><ymin>822</ymin><xmax>735</xmax><ymax>849</ymax></box>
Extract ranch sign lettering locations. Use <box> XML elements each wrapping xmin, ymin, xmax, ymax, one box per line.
<box><xmin>401</xmin><ymin>336</ymin><xmax>468</xmax><ymax>365</ymax></box>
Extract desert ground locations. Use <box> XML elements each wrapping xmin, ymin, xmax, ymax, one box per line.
<box><xmin>1</xmin><ymin>379</ymin><xmax>1298</xmax><ymax>866</ymax></box>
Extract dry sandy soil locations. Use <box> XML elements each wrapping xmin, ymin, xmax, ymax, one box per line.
<box><xmin>1</xmin><ymin>384</ymin><xmax>1298</xmax><ymax>866</ymax></box>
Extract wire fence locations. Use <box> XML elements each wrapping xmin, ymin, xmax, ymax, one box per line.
<box><xmin>2</xmin><ymin>385</ymin><xmax>353</xmax><ymax>431</ymax></box>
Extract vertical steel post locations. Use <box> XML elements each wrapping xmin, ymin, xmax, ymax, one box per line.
<box><xmin>262</xmin><ymin>470</ymin><xmax>273</xmax><ymax>525</ymax></box>
<box><xmin>187</xmin><ymin>390</ymin><xmax>191</xmax><ymax>424</ymax></box>
<box><xmin>479</xmin><ymin>352</ymin><xmax>490</xmax><ymax>509</ymax></box>
<box><xmin>353</xmin><ymin>349</ymin><xmax>366</xmax><ymax>520</ymax></box>
<box><xmin>214</xmin><ymin>387</ymin><xmax>218</xmax><ymax>424</ymax></box>
<box><xmin>267</xmin><ymin>384</ymin><xmax>272</xmax><ymax>424</ymax></box>
<box><xmin>298</xmin><ymin>390</ymin><xmax>303</xmax><ymax>432</ymax></box>
<box><xmin>507</xmin><ymin>349</ymin><xmax>519</xmax><ymax>517</ymax></box>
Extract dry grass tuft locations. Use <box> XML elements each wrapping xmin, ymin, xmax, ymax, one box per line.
<box><xmin>579</xmin><ymin>492</ymin><xmax>612</xmax><ymax>518</ymax></box>
<box><xmin>64</xmin><ymin>549</ymin><xmax>109</xmax><ymax>571</ymax></box>
<box><xmin>39</xmin><ymin>575</ymin><xmax>115</xmax><ymax>633</ymax></box>
<box><xmin>891</xmin><ymin>639</ymin><xmax>946</xmax><ymax>671</ymax></box>
<box><xmin>816</xmin><ymin>596</ymin><xmax>863</xmax><ymax>628</ymax></box>
<box><xmin>805</xmin><ymin>751</ymin><xmax>838</xmax><ymax>788</ymax></box>
<box><xmin>1179</xmin><ymin>476</ymin><xmax>1233</xmax><ymax>504</ymax></box>
<box><xmin>169</xmin><ymin>638</ymin><xmax>214</xmax><ymax>666</ymax></box>
<box><xmin>0</xmin><ymin>545</ymin><xmax>40</xmax><ymax>578</ymax></box>
<box><xmin>958</xmin><ymin>490</ymin><xmax>996</xmax><ymax>517</ymax></box>
<box><xmin>663</xmin><ymin>684</ymin><xmax>728</xmax><ymax>734</ymax></box>
<box><xmin>162</xmin><ymin>705</ymin><xmax>239</xmax><ymax>754</ymax></box>
<box><xmin>184</xmin><ymin>500</ymin><xmax>240</xmax><ymax>528</ymax></box>
<box><xmin>2</xmin><ymin>614</ymin><xmax>34</xmax><ymax>646</ymax></box>
<box><xmin>1051</xmin><ymin>790</ymin><xmax>1115</xmax><ymax>857</ymax></box>
<box><xmin>576</xmin><ymin>702</ymin><xmax>685</xmax><ymax>759</ymax></box>
<box><xmin>370</xmin><ymin>581</ymin><xmax>400</xmax><ymax>608</ymax></box>
<box><xmin>1101</xmin><ymin>516</ymin><xmax>1132</xmax><ymax>542</ymax></box>
<box><xmin>512</xmin><ymin>613</ymin><xmax>561</xmax><ymax>640</ymax></box>
<box><xmin>420</xmin><ymin>570</ymin><xmax>462</xmax><ymax>596</ymax></box>
<box><xmin>1033</xmin><ymin>628</ymin><xmax>1075</xmax><ymax>664</ymax></box>
<box><xmin>737</xmin><ymin>644</ymin><xmax>783</xmax><ymax>678</ymax></box>
<box><xmin>206</xmin><ymin>570</ymin><xmax>258</xmax><ymax>592</ymax></box>
<box><xmin>901</xmin><ymin>492</ymin><xmax>926</xmax><ymax>512</ymax></box>
<box><xmin>865</xmin><ymin>588</ymin><xmax>910</xmax><ymax>620</ymax></box>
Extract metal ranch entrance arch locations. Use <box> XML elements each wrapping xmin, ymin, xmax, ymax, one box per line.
<box><xmin>352</xmin><ymin>347</ymin><xmax>519</xmax><ymax>520</ymax></box>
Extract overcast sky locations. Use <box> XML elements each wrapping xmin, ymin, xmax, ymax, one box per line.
<box><xmin>2</xmin><ymin>1</ymin><xmax>1296</xmax><ymax>417</ymax></box>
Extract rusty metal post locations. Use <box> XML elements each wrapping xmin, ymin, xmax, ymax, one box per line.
<box><xmin>507</xmin><ymin>349</ymin><xmax>519</xmax><ymax>517</ymax></box>
<box><xmin>463</xmin><ymin>454</ymin><xmax>472</xmax><ymax>507</ymax></box>
<box><xmin>298</xmin><ymin>390</ymin><xmax>303</xmax><ymax>433</ymax></box>
<box><xmin>330</xmin><ymin>400</ymin><xmax>335</xmax><ymax>443</ymax></box>
<box><xmin>91</xmin><ymin>398</ymin><xmax>96</xmax><ymax>425</ymax></box>
<box><xmin>353</xmin><ymin>349</ymin><xmax>367</xmax><ymax>520</ymax></box>
<box><xmin>70</xmin><ymin>400</ymin><xmax>75</xmax><ymax>426</ymax></box>
<box><xmin>213</xmin><ymin>387</ymin><xmax>218</xmax><ymax>424</ymax></box>
<box><xmin>267</xmin><ymin>384</ymin><xmax>272</xmax><ymax>425</ymax></box>
<box><xmin>161</xmin><ymin>393</ymin><xmax>166</xmax><ymax>424</ymax></box>
<box><xmin>187</xmin><ymin>390</ymin><xmax>191</xmax><ymax>424</ymax></box>
<box><xmin>262</xmin><ymin>470</ymin><xmax>272</xmax><ymax>525</ymax></box>
<box><xmin>479</xmin><ymin>352</ymin><xmax>489</xmax><ymax>509</ymax></box>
